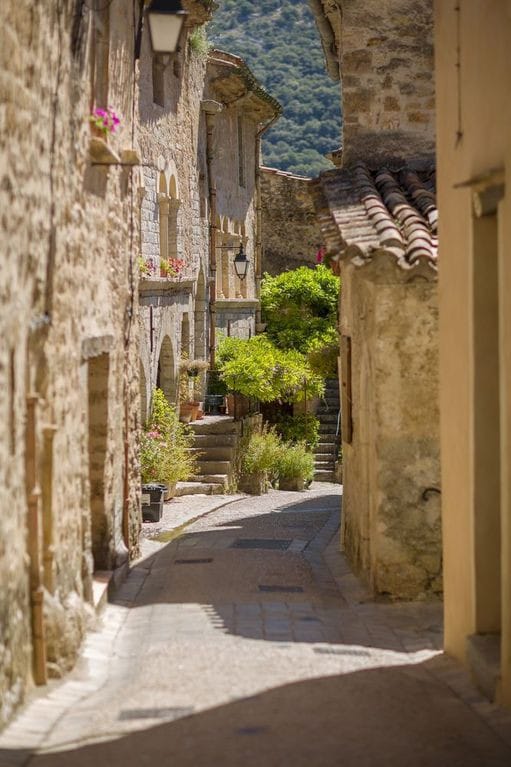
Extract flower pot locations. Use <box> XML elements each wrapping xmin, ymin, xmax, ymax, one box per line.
<box><xmin>180</xmin><ymin>401</ymin><xmax>199</xmax><ymax>422</ymax></box>
<box><xmin>141</xmin><ymin>483</ymin><xmax>167</xmax><ymax>522</ymax></box>
<box><xmin>238</xmin><ymin>473</ymin><xmax>268</xmax><ymax>495</ymax></box>
<box><xmin>279</xmin><ymin>477</ymin><xmax>306</xmax><ymax>492</ymax></box>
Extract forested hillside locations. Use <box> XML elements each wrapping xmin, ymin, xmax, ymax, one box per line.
<box><xmin>208</xmin><ymin>0</ymin><xmax>341</xmax><ymax>178</ymax></box>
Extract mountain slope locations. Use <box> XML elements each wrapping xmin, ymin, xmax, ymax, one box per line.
<box><xmin>208</xmin><ymin>0</ymin><xmax>341</xmax><ymax>177</ymax></box>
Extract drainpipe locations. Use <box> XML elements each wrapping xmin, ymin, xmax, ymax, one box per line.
<box><xmin>202</xmin><ymin>100</ymin><xmax>223</xmax><ymax>369</ymax></box>
<box><xmin>255</xmin><ymin>114</ymin><xmax>280</xmax><ymax>330</ymax></box>
<box><xmin>42</xmin><ymin>423</ymin><xmax>57</xmax><ymax>594</ymax></box>
<box><xmin>26</xmin><ymin>395</ymin><xmax>47</xmax><ymax>685</ymax></box>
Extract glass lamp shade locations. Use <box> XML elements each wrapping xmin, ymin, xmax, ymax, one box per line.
<box><xmin>234</xmin><ymin>246</ymin><xmax>249</xmax><ymax>280</ymax></box>
<box><xmin>146</xmin><ymin>0</ymin><xmax>187</xmax><ymax>54</ymax></box>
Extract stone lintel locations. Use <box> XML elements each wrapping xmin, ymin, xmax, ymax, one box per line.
<box><xmin>81</xmin><ymin>335</ymin><xmax>114</xmax><ymax>360</ymax></box>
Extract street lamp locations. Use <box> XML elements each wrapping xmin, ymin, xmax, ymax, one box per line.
<box><xmin>146</xmin><ymin>0</ymin><xmax>188</xmax><ymax>54</ymax></box>
<box><xmin>233</xmin><ymin>244</ymin><xmax>249</xmax><ymax>280</ymax></box>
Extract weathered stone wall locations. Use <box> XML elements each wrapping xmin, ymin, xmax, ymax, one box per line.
<box><xmin>0</xmin><ymin>0</ymin><xmax>141</xmax><ymax>727</ymax></box>
<box><xmin>261</xmin><ymin>168</ymin><xmax>323</xmax><ymax>275</ymax></box>
<box><xmin>341</xmin><ymin>256</ymin><xmax>441</xmax><ymax>599</ymax></box>
<box><xmin>215</xmin><ymin>301</ymin><xmax>258</xmax><ymax>340</ymax></box>
<box><xmin>313</xmin><ymin>0</ymin><xmax>435</xmax><ymax>166</ymax></box>
<box><xmin>138</xmin><ymin>28</ymin><xmax>210</xmax><ymax>418</ymax></box>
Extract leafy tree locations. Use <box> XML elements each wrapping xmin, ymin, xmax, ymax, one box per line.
<box><xmin>216</xmin><ymin>335</ymin><xmax>324</xmax><ymax>402</ymax></box>
<box><xmin>261</xmin><ymin>265</ymin><xmax>339</xmax><ymax>351</ymax></box>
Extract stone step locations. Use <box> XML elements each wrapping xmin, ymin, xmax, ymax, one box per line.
<box><xmin>314</xmin><ymin>470</ymin><xmax>338</xmax><ymax>483</ymax></box>
<box><xmin>316</xmin><ymin>412</ymin><xmax>339</xmax><ymax>423</ymax></box>
<box><xmin>314</xmin><ymin>452</ymin><xmax>336</xmax><ymax>462</ymax></box>
<box><xmin>175</xmin><ymin>481</ymin><xmax>226</xmax><ymax>496</ymax></box>
<box><xmin>197</xmin><ymin>460</ymin><xmax>233</xmax><ymax>476</ymax></box>
<box><xmin>191</xmin><ymin>473</ymin><xmax>229</xmax><ymax>487</ymax></box>
<box><xmin>314</xmin><ymin>459</ymin><xmax>335</xmax><ymax>470</ymax></box>
<box><xmin>190</xmin><ymin>418</ymin><xmax>239</xmax><ymax>436</ymax></box>
<box><xmin>190</xmin><ymin>446</ymin><xmax>235</xmax><ymax>461</ymax></box>
<box><xmin>317</xmin><ymin>403</ymin><xmax>339</xmax><ymax>413</ymax></box>
<box><xmin>192</xmin><ymin>433</ymin><xmax>237</xmax><ymax>448</ymax></box>
<box><xmin>315</xmin><ymin>445</ymin><xmax>337</xmax><ymax>456</ymax></box>
<box><xmin>319</xmin><ymin>426</ymin><xmax>338</xmax><ymax>435</ymax></box>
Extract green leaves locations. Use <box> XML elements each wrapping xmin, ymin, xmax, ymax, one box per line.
<box><xmin>216</xmin><ymin>335</ymin><xmax>324</xmax><ymax>403</ymax></box>
<box><xmin>261</xmin><ymin>265</ymin><xmax>340</xmax><ymax>375</ymax></box>
<box><xmin>140</xmin><ymin>389</ymin><xmax>197</xmax><ymax>485</ymax></box>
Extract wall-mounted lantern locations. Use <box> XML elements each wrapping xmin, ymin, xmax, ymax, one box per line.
<box><xmin>146</xmin><ymin>0</ymin><xmax>188</xmax><ymax>54</ymax></box>
<box><xmin>233</xmin><ymin>244</ymin><xmax>249</xmax><ymax>281</ymax></box>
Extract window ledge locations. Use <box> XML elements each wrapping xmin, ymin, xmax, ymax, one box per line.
<box><xmin>89</xmin><ymin>137</ymin><xmax>121</xmax><ymax>165</ymax></box>
<box><xmin>139</xmin><ymin>276</ymin><xmax>194</xmax><ymax>294</ymax></box>
<box><xmin>214</xmin><ymin>298</ymin><xmax>259</xmax><ymax>310</ymax></box>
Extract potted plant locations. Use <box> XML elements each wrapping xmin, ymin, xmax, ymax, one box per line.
<box><xmin>89</xmin><ymin>106</ymin><xmax>120</xmax><ymax>139</ymax></box>
<box><xmin>239</xmin><ymin>427</ymin><xmax>283</xmax><ymax>495</ymax></box>
<box><xmin>140</xmin><ymin>389</ymin><xmax>197</xmax><ymax>517</ymax></box>
<box><xmin>139</xmin><ymin>257</ymin><xmax>152</xmax><ymax>277</ymax></box>
<box><xmin>179</xmin><ymin>357</ymin><xmax>209</xmax><ymax>421</ymax></box>
<box><xmin>276</xmin><ymin>441</ymin><xmax>314</xmax><ymax>492</ymax></box>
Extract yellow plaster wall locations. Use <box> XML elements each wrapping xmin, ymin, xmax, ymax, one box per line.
<box><xmin>434</xmin><ymin>0</ymin><xmax>511</xmax><ymax>704</ymax></box>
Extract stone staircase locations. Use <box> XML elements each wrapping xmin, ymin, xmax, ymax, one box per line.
<box><xmin>313</xmin><ymin>378</ymin><xmax>341</xmax><ymax>483</ymax></box>
<box><xmin>176</xmin><ymin>416</ymin><xmax>238</xmax><ymax>496</ymax></box>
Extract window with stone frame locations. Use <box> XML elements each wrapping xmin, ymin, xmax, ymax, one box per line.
<box><xmin>91</xmin><ymin>4</ymin><xmax>110</xmax><ymax>108</ymax></box>
<box><xmin>152</xmin><ymin>57</ymin><xmax>165</xmax><ymax>107</ymax></box>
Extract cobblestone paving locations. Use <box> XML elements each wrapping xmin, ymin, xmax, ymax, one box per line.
<box><xmin>1</xmin><ymin>484</ymin><xmax>511</xmax><ymax>766</ymax></box>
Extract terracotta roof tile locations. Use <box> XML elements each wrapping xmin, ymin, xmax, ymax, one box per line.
<box><xmin>317</xmin><ymin>162</ymin><xmax>438</xmax><ymax>271</ymax></box>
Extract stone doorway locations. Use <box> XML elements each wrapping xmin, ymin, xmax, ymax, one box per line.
<box><xmin>87</xmin><ymin>353</ymin><xmax>110</xmax><ymax>571</ymax></box>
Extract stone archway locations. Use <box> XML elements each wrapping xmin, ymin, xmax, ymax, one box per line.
<box><xmin>156</xmin><ymin>335</ymin><xmax>176</xmax><ymax>405</ymax></box>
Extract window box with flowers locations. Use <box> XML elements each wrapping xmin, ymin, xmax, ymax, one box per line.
<box><xmin>88</xmin><ymin>106</ymin><xmax>121</xmax><ymax>165</ymax></box>
<box><xmin>160</xmin><ymin>257</ymin><xmax>185</xmax><ymax>279</ymax></box>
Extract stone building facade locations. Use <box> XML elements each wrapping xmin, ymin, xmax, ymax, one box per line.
<box><xmin>0</xmin><ymin>0</ymin><xmax>142</xmax><ymax>727</ymax></box>
<box><xmin>260</xmin><ymin>167</ymin><xmax>324</xmax><ymax>275</ymax></box>
<box><xmin>311</xmin><ymin>0</ymin><xmax>441</xmax><ymax>598</ymax></box>
<box><xmin>309</xmin><ymin>0</ymin><xmax>435</xmax><ymax>166</ymax></box>
<box><xmin>318</xmin><ymin>166</ymin><xmax>441</xmax><ymax>599</ymax></box>
<box><xmin>138</xmin><ymin>2</ymin><xmax>213</xmax><ymax>419</ymax></box>
<box><xmin>434</xmin><ymin>0</ymin><xmax>511</xmax><ymax>707</ymax></box>
<box><xmin>138</xmin><ymin>41</ymin><xmax>280</xmax><ymax>420</ymax></box>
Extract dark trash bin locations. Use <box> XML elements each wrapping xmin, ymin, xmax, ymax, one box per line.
<box><xmin>141</xmin><ymin>483</ymin><xmax>167</xmax><ymax>522</ymax></box>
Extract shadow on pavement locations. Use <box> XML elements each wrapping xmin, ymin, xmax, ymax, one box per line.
<box><xmin>110</xmin><ymin>491</ymin><xmax>442</xmax><ymax>651</ymax></box>
<box><xmin>6</xmin><ymin>659</ymin><xmax>510</xmax><ymax>767</ymax></box>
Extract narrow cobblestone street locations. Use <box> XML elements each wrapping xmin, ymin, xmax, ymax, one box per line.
<box><xmin>1</xmin><ymin>484</ymin><xmax>511</xmax><ymax>767</ymax></box>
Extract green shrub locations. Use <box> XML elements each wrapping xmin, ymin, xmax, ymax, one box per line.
<box><xmin>189</xmin><ymin>26</ymin><xmax>209</xmax><ymax>57</ymax></box>
<box><xmin>216</xmin><ymin>335</ymin><xmax>324</xmax><ymax>403</ymax></box>
<box><xmin>275</xmin><ymin>441</ymin><xmax>314</xmax><ymax>483</ymax></box>
<box><xmin>140</xmin><ymin>389</ymin><xmax>197</xmax><ymax>485</ymax></box>
<box><xmin>275</xmin><ymin>413</ymin><xmax>319</xmax><ymax>449</ymax></box>
<box><xmin>261</xmin><ymin>265</ymin><xmax>340</xmax><ymax>353</ymax></box>
<box><xmin>241</xmin><ymin>426</ymin><xmax>283</xmax><ymax>485</ymax></box>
